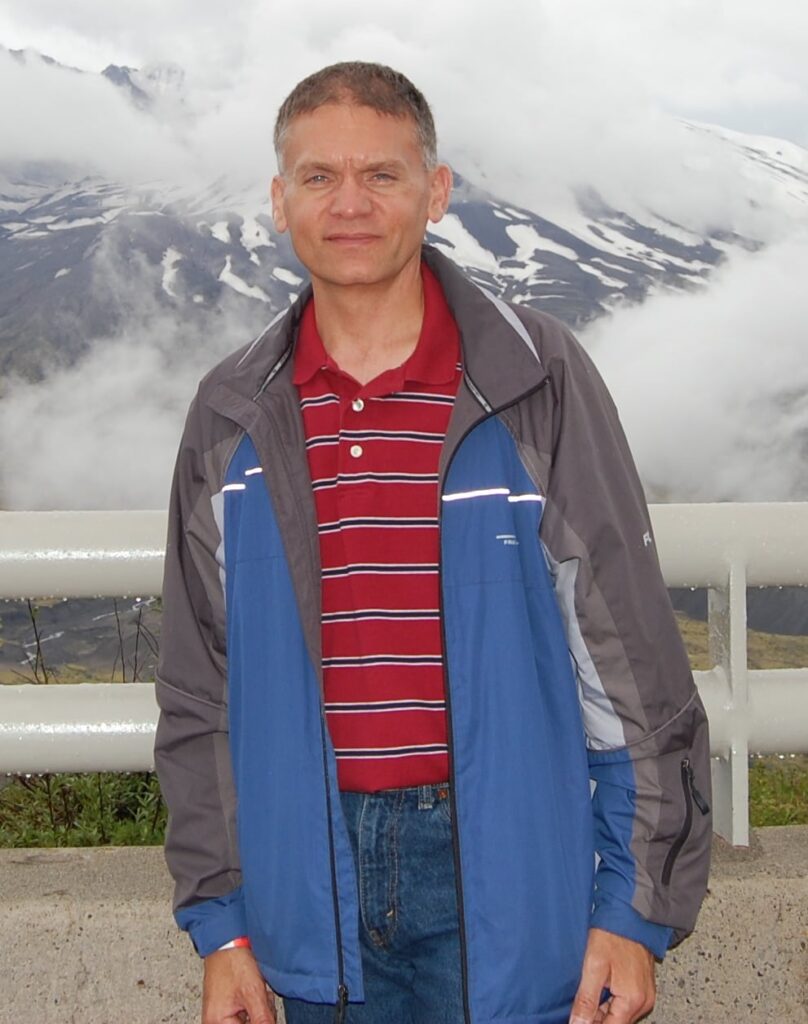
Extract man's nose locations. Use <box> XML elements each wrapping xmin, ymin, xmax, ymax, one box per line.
<box><xmin>328</xmin><ymin>177</ymin><xmax>372</xmax><ymax>217</ymax></box>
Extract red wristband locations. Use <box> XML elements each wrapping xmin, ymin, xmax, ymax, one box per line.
<box><xmin>215</xmin><ymin>936</ymin><xmax>251</xmax><ymax>951</ymax></box>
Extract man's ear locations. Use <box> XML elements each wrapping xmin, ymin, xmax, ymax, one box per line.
<box><xmin>270</xmin><ymin>176</ymin><xmax>288</xmax><ymax>233</ymax></box>
<box><xmin>427</xmin><ymin>163</ymin><xmax>453</xmax><ymax>225</ymax></box>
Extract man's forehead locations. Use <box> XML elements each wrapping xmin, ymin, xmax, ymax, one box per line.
<box><xmin>280</xmin><ymin>104</ymin><xmax>422</xmax><ymax>166</ymax></box>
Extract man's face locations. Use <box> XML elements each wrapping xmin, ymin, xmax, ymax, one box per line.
<box><xmin>271</xmin><ymin>103</ymin><xmax>452</xmax><ymax>289</ymax></box>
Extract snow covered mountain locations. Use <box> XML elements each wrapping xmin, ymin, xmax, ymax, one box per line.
<box><xmin>3</xmin><ymin>48</ymin><xmax>808</xmax><ymax>640</ymax></box>
<box><xmin>4</xmin><ymin>48</ymin><xmax>807</xmax><ymax>382</ymax></box>
<box><xmin>0</xmin><ymin>164</ymin><xmax>738</xmax><ymax>378</ymax></box>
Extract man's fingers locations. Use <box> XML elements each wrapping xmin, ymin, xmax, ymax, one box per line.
<box><xmin>573</xmin><ymin>929</ymin><xmax>656</xmax><ymax>1024</ymax></box>
<box><xmin>201</xmin><ymin>948</ymin><xmax>278</xmax><ymax>1024</ymax></box>
<box><xmin>242</xmin><ymin>983</ymin><xmax>277</xmax><ymax>1024</ymax></box>
<box><xmin>569</xmin><ymin>951</ymin><xmax>609</xmax><ymax>1024</ymax></box>
<box><xmin>600</xmin><ymin>991</ymin><xmax>655</xmax><ymax>1024</ymax></box>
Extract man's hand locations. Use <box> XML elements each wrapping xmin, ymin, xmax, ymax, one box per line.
<box><xmin>569</xmin><ymin>928</ymin><xmax>656</xmax><ymax>1024</ymax></box>
<box><xmin>202</xmin><ymin>947</ymin><xmax>277</xmax><ymax>1024</ymax></box>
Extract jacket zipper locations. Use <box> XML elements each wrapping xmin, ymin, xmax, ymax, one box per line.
<box><xmin>438</xmin><ymin>371</ymin><xmax>551</xmax><ymax>1024</ymax></box>
<box><xmin>335</xmin><ymin>982</ymin><xmax>349</xmax><ymax>1023</ymax></box>
<box><xmin>437</xmin><ymin>581</ymin><xmax>472</xmax><ymax>1024</ymax></box>
<box><xmin>661</xmin><ymin>758</ymin><xmax>710</xmax><ymax>886</ymax></box>
<box><xmin>318</xmin><ymin>711</ymin><xmax>349</xmax><ymax>1022</ymax></box>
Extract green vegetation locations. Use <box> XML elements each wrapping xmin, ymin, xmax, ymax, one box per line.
<box><xmin>749</xmin><ymin>755</ymin><xmax>808</xmax><ymax>827</ymax></box>
<box><xmin>674</xmin><ymin>612</ymin><xmax>808</xmax><ymax>672</ymax></box>
<box><xmin>0</xmin><ymin>771</ymin><xmax>166</xmax><ymax>847</ymax></box>
<box><xmin>0</xmin><ymin>610</ymin><xmax>806</xmax><ymax>846</ymax></box>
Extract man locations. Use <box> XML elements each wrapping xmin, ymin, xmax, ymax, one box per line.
<box><xmin>155</xmin><ymin>62</ymin><xmax>711</xmax><ymax>1024</ymax></box>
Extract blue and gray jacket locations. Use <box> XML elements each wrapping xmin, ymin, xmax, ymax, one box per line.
<box><xmin>155</xmin><ymin>246</ymin><xmax>711</xmax><ymax>1024</ymax></box>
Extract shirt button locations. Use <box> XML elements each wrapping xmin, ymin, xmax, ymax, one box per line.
<box><xmin>350</xmin><ymin>444</ymin><xmax>363</xmax><ymax>458</ymax></box>
<box><xmin>352</xmin><ymin>398</ymin><xmax>364</xmax><ymax>412</ymax></box>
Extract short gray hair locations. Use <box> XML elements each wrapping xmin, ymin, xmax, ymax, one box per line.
<box><xmin>274</xmin><ymin>61</ymin><xmax>438</xmax><ymax>171</ymax></box>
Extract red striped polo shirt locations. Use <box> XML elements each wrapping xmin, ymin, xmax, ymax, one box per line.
<box><xmin>294</xmin><ymin>264</ymin><xmax>462</xmax><ymax>792</ymax></box>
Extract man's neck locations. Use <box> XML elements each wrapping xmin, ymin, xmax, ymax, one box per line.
<box><xmin>311</xmin><ymin>259</ymin><xmax>425</xmax><ymax>385</ymax></box>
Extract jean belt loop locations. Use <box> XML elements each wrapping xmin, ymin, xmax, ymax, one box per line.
<box><xmin>417</xmin><ymin>784</ymin><xmax>434</xmax><ymax>810</ymax></box>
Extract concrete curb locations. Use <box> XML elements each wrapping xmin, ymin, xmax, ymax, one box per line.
<box><xmin>1</xmin><ymin>828</ymin><xmax>806</xmax><ymax>1023</ymax></box>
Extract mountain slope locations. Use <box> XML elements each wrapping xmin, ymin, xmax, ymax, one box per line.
<box><xmin>0</xmin><ymin>163</ymin><xmax>756</xmax><ymax>380</ymax></box>
<box><xmin>3</xmin><ymin>48</ymin><xmax>807</xmax><ymax>381</ymax></box>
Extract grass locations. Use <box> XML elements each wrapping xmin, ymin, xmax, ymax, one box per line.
<box><xmin>674</xmin><ymin>613</ymin><xmax>808</xmax><ymax>672</ymax></box>
<box><xmin>0</xmin><ymin>611</ymin><xmax>806</xmax><ymax>846</ymax></box>
<box><xmin>749</xmin><ymin>755</ymin><xmax>808</xmax><ymax>827</ymax></box>
<box><xmin>0</xmin><ymin>771</ymin><xmax>166</xmax><ymax>847</ymax></box>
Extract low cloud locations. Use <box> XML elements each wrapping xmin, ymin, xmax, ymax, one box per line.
<box><xmin>0</xmin><ymin>239</ymin><xmax>266</xmax><ymax>510</ymax></box>
<box><xmin>583</xmin><ymin>235</ymin><xmax>808</xmax><ymax>502</ymax></box>
<box><xmin>0</xmin><ymin>48</ymin><xmax>198</xmax><ymax>184</ymax></box>
<box><xmin>7</xmin><ymin>235</ymin><xmax>808</xmax><ymax>510</ymax></box>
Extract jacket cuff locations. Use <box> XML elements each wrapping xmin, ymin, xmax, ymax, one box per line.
<box><xmin>590</xmin><ymin>890</ymin><xmax>673</xmax><ymax>960</ymax></box>
<box><xmin>175</xmin><ymin>886</ymin><xmax>248</xmax><ymax>958</ymax></box>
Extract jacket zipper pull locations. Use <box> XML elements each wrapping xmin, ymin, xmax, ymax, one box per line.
<box><xmin>334</xmin><ymin>983</ymin><xmax>349</xmax><ymax>1024</ymax></box>
<box><xmin>685</xmin><ymin>759</ymin><xmax>710</xmax><ymax>815</ymax></box>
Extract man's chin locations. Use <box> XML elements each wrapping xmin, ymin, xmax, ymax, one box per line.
<box><xmin>306</xmin><ymin>251</ymin><xmax>422</xmax><ymax>290</ymax></box>
<box><xmin>309</xmin><ymin>261</ymin><xmax>399</xmax><ymax>289</ymax></box>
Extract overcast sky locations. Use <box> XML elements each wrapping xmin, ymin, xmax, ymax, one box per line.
<box><xmin>2</xmin><ymin>0</ymin><xmax>807</xmax><ymax>145</ymax></box>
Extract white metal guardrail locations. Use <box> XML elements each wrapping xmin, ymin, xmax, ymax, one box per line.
<box><xmin>1</xmin><ymin>505</ymin><xmax>807</xmax><ymax>846</ymax></box>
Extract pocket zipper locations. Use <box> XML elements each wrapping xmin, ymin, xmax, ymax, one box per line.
<box><xmin>661</xmin><ymin>757</ymin><xmax>710</xmax><ymax>886</ymax></box>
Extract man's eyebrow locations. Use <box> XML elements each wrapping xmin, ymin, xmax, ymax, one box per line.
<box><xmin>294</xmin><ymin>161</ymin><xmax>336</xmax><ymax>176</ymax></box>
<box><xmin>362</xmin><ymin>159</ymin><xmax>407</xmax><ymax>171</ymax></box>
<box><xmin>294</xmin><ymin>158</ymin><xmax>408</xmax><ymax>176</ymax></box>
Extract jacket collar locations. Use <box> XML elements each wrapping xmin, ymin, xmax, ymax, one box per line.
<box><xmin>208</xmin><ymin>244</ymin><xmax>548</xmax><ymax>414</ymax></box>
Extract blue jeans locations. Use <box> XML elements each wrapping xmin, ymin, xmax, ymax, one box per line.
<box><xmin>281</xmin><ymin>783</ymin><xmax>464</xmax><ymax>1024</ymax></box>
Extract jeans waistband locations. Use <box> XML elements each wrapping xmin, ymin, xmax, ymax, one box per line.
<box><xmin>340</xmin><ymin>781</ymin><xmax>451</xmax><ymax>810</ymax></box>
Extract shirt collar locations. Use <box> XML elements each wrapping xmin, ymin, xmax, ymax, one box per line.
<box><xmin>292</xmin><ymin>261</ymin><xmax>460</xmax><ymax>389</ymax></box>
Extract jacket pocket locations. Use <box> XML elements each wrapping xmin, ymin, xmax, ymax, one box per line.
<box><xmin>661</xmin><ymin>757</ymin><xmax>710</xmax><ymax>886</ymax></box>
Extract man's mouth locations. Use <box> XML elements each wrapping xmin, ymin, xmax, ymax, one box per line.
<box><xmin>324</xmin><ymin>233</ymin><xmax>379</xmax><ymax>244</ymax></box>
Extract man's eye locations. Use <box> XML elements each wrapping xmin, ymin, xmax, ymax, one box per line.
<box><xmin>305</xmin><ymin>174</ymin><xmax>329</xmax><ymax>185</ymax></box>
<box><xmin>371</xmin><ymin>172</ymin><xmax>395</xmax><ymax>182</ymax></box>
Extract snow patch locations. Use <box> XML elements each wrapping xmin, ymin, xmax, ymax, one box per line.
<box><xmin>578</xmin><ymin>263</ymin><xmax>627</xmax><ymax>288</ymax></box>
<box><xmin>273</xmin><ymin>266</ymin><xmax>303</xmax><ymax>286</ymax></box>
<box><xmin>210</xmin><ymin>221</ymin><xmax>231</xmax><ymax>244</ymax></box>
<box><xmin>488</xmin><ymin>223</ymin><xmax>546</xmax><ymax>281</ymax></box>
<box><xmin>54</xmin><ymin>268</ymin><xmax>71</xmax><ymax>279</ymax></box>
<box><xmin>161</xmin><ymin>247</ymin><xmax>183</xmax><ymax>298</ymax></box>
<box><xmin>218</xmin><ymin>256</ymin><xmax>271</xmax><ymax>303</ymax></box>
<box><xmin>48</xmin><ymin>217</ymin><xmax>104</xmax><ymax>230</ymax></box>
<box><xmin>427</xmin><ymin>214</ymin><xmax>499</xmax><ymax>272</ymax></box>
<box><xmin>533</xmin><ymin>235</ymin><xmax>580</xmax><ymax>261</ymax></box>
<box><xmin>240</xmin><ymin>216</ymin><xmax>273</xmax><ymax>253</ymax></box>
<box><xmin>506</xmin><ymin>223</ymin><xmax>582</xmax><ymax>265</ymax></box>
<box><xmin>46</xmin><ymin>209</ymin><xmax>122</xmax><ymax>230</ymax></box>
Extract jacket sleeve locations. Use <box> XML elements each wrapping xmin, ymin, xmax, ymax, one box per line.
<box><xmin>154</xmin><ymin>394</ymin><xmax>247</xmax><ymax>957</ymax></box>
<box><xmin>538</xmin><ymin>327</ymin><xmax>712</xmax><ymax>958</ymax></box>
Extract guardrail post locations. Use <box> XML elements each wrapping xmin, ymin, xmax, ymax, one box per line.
<box><xmin>707</xmin><ymin>560</ymin><xmax>749</xmax><ymax>845</ymax></box>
